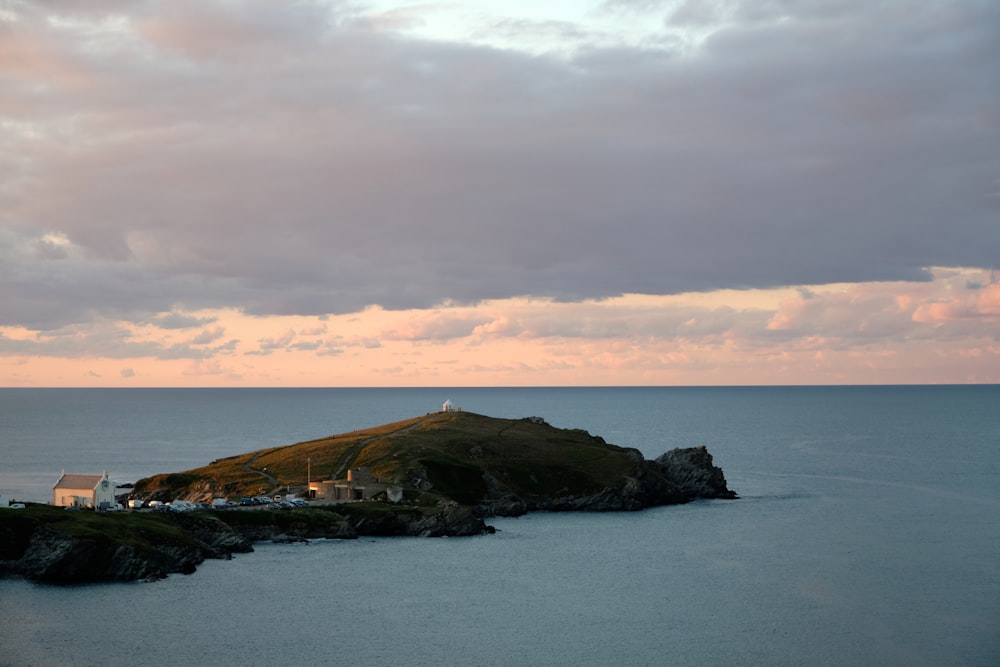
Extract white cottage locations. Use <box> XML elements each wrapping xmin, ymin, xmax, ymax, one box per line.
<box><xmin>442</xmin><ymin>399</ymin><xmax>457</xmax><ymax>413</ymax></box>
<box><xmin>53</xmin><ymin>471</ymin><xmax>116</xmax><ymax>509</ymax></box>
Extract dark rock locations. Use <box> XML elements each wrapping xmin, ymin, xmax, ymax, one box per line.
<box><xmin>471</xmin><ymin>443</ymin><xmax>735</xmax><ymax>514</ymax></box>
<box><xmin>168</xmin><ymin>511</ymin><xmax>254</xmax><ymax>557</ymax></box>
<box><xmin>652</xmin><ymin>446</ymin><xmax>738</xmax><ymax>500</ymax></box>
<box><xmin>3</xmin><ymin>525</ymin><xmax>206</xmax><ymax>584</ymax></box>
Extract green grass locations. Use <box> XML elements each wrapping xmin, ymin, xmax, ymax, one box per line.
<box><xmin>130</xmin><ymin>411</ymin><xmax>646</xmax><ymax>507</ymax></box>
<box><xmin>6</xmin><ymin>503</ymin><xmax>200</xmax><ymax>550</ymax></box>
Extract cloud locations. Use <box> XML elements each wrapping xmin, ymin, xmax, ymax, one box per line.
<box><xmin>152</xmin><ymin>313</ymin><xmax>219</xmax><ymax>330</ymax></box>
<box><xmin>190</xmin><ymin>326</ymin><xmax>226</xmax><ymax>345</ymax></box>
<box><xmin>0</xmin><ymin>320</ymin><xmax>227</xmax><ymax>360</ymax></box>
<box><xmin>0</xmin><ymin>0</ymin><xmax>997</xmax><ymax>334</ymax></box>
<box><xmin>120</xmin><ymin>367</ymin><xmax>135</xmax><ymax>378</ymax></box>
<box><xmin>382</xmin><ymin>314</ymin><xmax>492</xmax><ymax>341</ymax></box>
<box><xmin>249</xmin><ymin>330</ymin><xmax>298</xmax><ymax>356</ymax></box>
<box><xmin>182</xmin><ymin>359</ymin><xmax>241</xmax><ymax>380</ymax></box>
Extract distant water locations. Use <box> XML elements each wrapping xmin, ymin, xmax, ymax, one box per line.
<box><xmin>1</xmin><ymin>386</ymin><xmax>998</xmax><ymax>666</ymax></box>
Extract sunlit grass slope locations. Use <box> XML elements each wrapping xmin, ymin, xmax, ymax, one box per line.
<box><xmin>132</xmin><ymin>411</ymin><xmax>644</xmax><ymax>505</ymax></box>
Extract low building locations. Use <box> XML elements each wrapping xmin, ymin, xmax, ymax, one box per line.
<box><xmin>53</xmin><ymin>471</ymin><xmax>116</xmax><ymax>509</ymax></box>
<box><xmin>309</xmin><ymin>467</ymin><xmax>391</xmax><ymax>502</ymax></box>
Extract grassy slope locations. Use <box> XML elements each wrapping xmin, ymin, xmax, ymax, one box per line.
<box><xmin>0</xmin><ymin>504</ymin><xmax>201</xmax><ymax>555</ymax></box>
<box><xmin>131</xmin><ymin>412</ymin><xmax>644</xmax><ymax>505</ymax></box>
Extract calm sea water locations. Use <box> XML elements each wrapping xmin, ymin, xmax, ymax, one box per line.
<box><xmin>1</xmin><ymin>386</ymin><xmax>998</xmax><ymax>666</ymax></box>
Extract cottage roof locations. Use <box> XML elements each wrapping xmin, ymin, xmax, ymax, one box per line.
<box><xmin>54</xmin><ymin>473</ymin><xmax>105</xmax><ymax>490</ymax></box>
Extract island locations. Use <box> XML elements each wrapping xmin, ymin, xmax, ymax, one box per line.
<box><xmin>0</xmin><ymin>411</ymin><xmax>735</xmax><ymax>584</ymax></box>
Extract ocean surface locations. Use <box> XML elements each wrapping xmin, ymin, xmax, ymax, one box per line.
<box><xmin>1</xmin><ymin>386</ymin><xmax>998</xmax><ymax>666</ymax></box>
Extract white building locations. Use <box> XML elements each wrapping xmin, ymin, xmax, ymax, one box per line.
<box><xmin>53</xmin><ymin>471</ymin><xmax>116</xmax><ymax>509</ymax></box>
<box><xmin>442</xmin><ymin>399</ymin><xmax>458</xmax><ymax>412</ymax></box>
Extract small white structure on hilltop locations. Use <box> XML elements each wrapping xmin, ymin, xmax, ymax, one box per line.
<box><xmin>442</xmin><ymin>399</ymin><xmax>459</xmax><ymax>413</ymax></box>
<box><xmin>53</xmin><ymin>471</ymin><xmax>116</xmax><ymax>509</ymax></box>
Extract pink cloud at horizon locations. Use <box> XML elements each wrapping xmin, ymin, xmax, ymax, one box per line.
<box><xmin>1</xmin><ymin>268</ymin><xmax>997</xmax><ymax>387</ymax></box>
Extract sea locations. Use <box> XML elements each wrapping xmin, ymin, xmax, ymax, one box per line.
<box><xmin>0</xmin><ymin>386</ymin><xmax>997</xmax><ymax>667</ymax></box>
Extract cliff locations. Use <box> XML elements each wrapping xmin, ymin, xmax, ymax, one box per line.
<box><xmin>0</xmin><ymin>507</ymin><xmax>251</xmax><ymax>584</ymax></box>
<box><xmin>2</xmin><ymin>411</ymin><xmax>736</xmax><ymax>584</ymax></box>
<box><xmin>0</xmin><ymin>500</ymin><xmax>489</xmax><ymax>584</ymax></box>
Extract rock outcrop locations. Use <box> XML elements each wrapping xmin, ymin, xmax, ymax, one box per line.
<box><xmin>474</xmin><ymin>444</ymin><xmax>736</xmax><ymax>516</ymax></box>
<box><xmin>652</xmin><ymin>446</ymin><xmax>738</xmax><ymax>500</ymax></box>
<box><xmin>0</xmin><ymin>511</ymin><xmax>252</xmax><ymax>584</ymax></box>
<box><xmin>331</xmin><ymin>500</ymin><xmax>492</xmax><ymax>537</ymax></box>
<box><xmin>0</xmin><ymin>502</ymin><xmax>493</xmax><ymax>584</ymax></box>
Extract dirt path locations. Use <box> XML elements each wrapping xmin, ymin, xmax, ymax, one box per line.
<box><xmin>240</xmin><ymin>416</ymin><xmax>437</xmax><ymax>494</ymax></box>
<box><xmin>243</xmin><ymin>452</ymin><xmax>280</xmax><ymax>494</ymax></box>
<box><xmin>330</xmin><ymin>415</ymin><xmax>434</xmax><ymax>480</ymax></box>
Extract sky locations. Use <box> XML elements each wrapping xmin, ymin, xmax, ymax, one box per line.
<box><xmin>1</xmin><ymin>0</ymin><xmax>998</xmax><ymax>387</ymax></box>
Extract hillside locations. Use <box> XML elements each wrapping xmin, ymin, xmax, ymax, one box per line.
<box><xmin>131</xmin><ymin>411</ymin><xmax>736</xmax><ymax>513</ymax></box>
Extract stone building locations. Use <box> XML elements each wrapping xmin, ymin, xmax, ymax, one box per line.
<box><xmin>309</xmin><ymin>467</ymin><xmax>395</xmax><ymax>502</ymax></box>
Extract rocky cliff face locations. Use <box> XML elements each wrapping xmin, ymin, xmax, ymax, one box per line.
<box><xmin>0</xmin><ymin>502</ymin><xmax>493</xmax><ymax>584</ymax></box>
<box><xmin>0</xmin><ymin>512</ymin><xmax>253</xmax><ymax>584</ymax></box>
<box><xmin>339</xmin><ymin>501</ymin><xmax>493</xmax><ymax>538</ymax></box>
<box><xmin>652</xmin><ymin>446</ymin><xmax>738</xmax><ymax>500</ymax></box>
<box><xmin>474</xmin><ymin>445</ymin><xmax>736</xmax><ymax>516</ymax></box>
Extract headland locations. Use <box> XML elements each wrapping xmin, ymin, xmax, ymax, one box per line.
<box><xmin>1</xmin><ymin>411</ymin><xmax>735</xmax><ymax>583</ymax></box>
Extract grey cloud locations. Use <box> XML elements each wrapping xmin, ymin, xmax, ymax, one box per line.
<box><xmin>0</xmin><ymin>326</ymin><xmax>222</xmax><ymax>360</ymax></box>
<box><xmin>495</xmin><ymin>304</ymin><xmax>771</xmax><ymax>340</ymax></box>
<box><xmin>253</xmin><ymin>330</ymin><xmax>297</xmax><ymax>355</ymax></box>
<box><xmin>1</xmin><ymin>0</ymin><xmax>997</xmax><ymax>329</ymax></box>
<box><xmin>34</xmin><ymin>238</ymin><xmax>69</xmax><ymax>260</ymax></box>
<box><xmin>154</xmin><ymin>313</ymin><xmax>219</xmax><ymax>330</ymax></box>
<box><xmin>382</xmin><ymin>315</ymin><xmax>493</xmax><ymax>342</ymax></box>
<box><xmin>190</xmin><ymin>326</ymin><xmax>226</xmax><ymax>345</ymax></box>
<box><xmin>341</xmin><ymin>336</ymin><xmax>383</xmax><ymax>349</ymax></box>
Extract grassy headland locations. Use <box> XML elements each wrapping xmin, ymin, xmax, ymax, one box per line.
<box><xmin>131</xmin><ymin>411</ymin><xmax>644</xmax><ymax>506</ymax></box>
